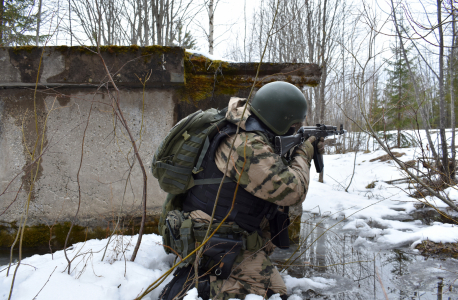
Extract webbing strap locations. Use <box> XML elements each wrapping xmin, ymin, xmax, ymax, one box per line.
<box><xmin>156</xmin><ymin>162</ymin><xmax>192</xmax><ymax>175</ymax></box>
<box><xmin>177</xmin><ymin>154</ymin><xmax>194</xmax><ymax>163</ymax></box>
<box><xmin>163</xmin><ymin>177</ymin><xmax>185</xmax><ymax>190</ymax></box>
<box><xmin>182</xmin><ymin>144</ymin><xmax>199</xmax><ymax>153</ymax></box>
<box><xmin>193</xmin><ymin>137</ymin><xmax>210</xmax><ymax>173</ymax></box>
<box><xmin>190</xmin><ymin>136</ymin><xmax>203</xmax><ymax>144</ymax></box>
<box><xmin>193</xmin><ymin>177</ymin><xmax>232</xmax><ymax>185</ymax></box>
<box><xmin>166</xmin><ymin>170</ymin><xmax>188</xmax><ymax>182</ymax></box>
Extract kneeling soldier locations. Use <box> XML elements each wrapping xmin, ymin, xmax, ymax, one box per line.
<box><xmin>159</xmin><ymin>81</ymin><xmax>323</xmax><ymax>300</ymax></box>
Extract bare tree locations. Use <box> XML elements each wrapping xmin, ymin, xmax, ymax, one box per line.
<box><xmin>69</xmin><ymin>0</ymin><xmax>199</xmax><ymax>46</ymax></box>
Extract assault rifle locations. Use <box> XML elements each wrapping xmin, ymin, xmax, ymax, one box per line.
<box><xmin>275</xmin><ymin>124</ymin><xmax>346</xmax><ymax>173</ymax></box>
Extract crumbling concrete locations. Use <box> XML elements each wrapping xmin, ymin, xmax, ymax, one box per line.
<box><xmin>0</xmin><ymin>46</ymin><xmax>321</xmax><ymax>248</ymax></box>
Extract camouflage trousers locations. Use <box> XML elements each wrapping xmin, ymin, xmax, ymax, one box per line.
<box><xmin>188</xmin><ymin>210</ymin><xmax>286</xmax><ymax>299</ymax></box>
<box><xmin>209</xmin><ymin>249</ymin><xmax>287</xmax><ymax>300</ymax></box>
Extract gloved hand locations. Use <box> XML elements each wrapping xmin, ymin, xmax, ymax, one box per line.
<box><xmin>317</xmin><ymin>137</ymin><xmax>325</xmax><ymax>155</ymax></box>
<box><xmin>298</xmin><ymin>136</ymin><xmax>315</xmax><ymax>161</ymax></box>
<box><xmin>295</xmin><ymin>136</ymin><xmax>325</xmax><ymax>161</ymax></box>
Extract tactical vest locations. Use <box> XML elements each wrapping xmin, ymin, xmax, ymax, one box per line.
<box><xmin>183</xmin><ymin>119</ymin><xmax>279</xmax><ymax>233</ymax></box>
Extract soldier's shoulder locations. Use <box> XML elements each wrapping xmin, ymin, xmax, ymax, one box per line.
<box><xmin>234</xmin><ymin>131</ymin><xmax>273</xmax><ymax>152</ymax></box>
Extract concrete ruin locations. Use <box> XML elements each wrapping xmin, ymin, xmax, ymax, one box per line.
<box><xmin>0</xmin><ymin>46</ymin><xmax>321</xmax><ymax>249</ymax></box>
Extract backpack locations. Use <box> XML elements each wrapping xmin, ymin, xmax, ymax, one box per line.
<box><xmin>151</xmin><ymin>107</ymin><xmax>230</xmax><ymax>194</ymax></box>
<box><xmin>152</xmin><ymin>107</ymin><xmax>232</xmax><ymax>257</ymax></box>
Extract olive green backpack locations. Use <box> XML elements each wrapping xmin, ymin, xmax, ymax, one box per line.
<box><xmin>151</xmin><ymin>107</ymin><xmax>231</xmax><ymax>194</ymax></box>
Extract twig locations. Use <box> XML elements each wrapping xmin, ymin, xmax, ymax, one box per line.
<box><xmin>375</xmin><ymin>266</ymin><xmax>389</xmax><ymax>300</ymax></box>
<box><xmin>32</xmin><ymin>266</ymin><xmax>57</xmax><ymax>299</ymax></box>
<box><xmin>63</xmin><ymin>103</ymin><xmax>93</xmax><ymax>275</ymax></box>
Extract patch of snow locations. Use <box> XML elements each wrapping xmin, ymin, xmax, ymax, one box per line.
<box><xmin>185</xmin><ymin>49</ymin><xmax>237</xmax><ymax>62</ymax></box>
<box><xmin>303</xmin><ymin>137</ymin><xmax>458</xmax><ymax>249</ymax></box>
<box><xmin>0</xmin><ymin>234</ymin><xmax>173</xmax><ymax>300</ymax></box>
<box><xmin>282</xmin><ymin>274</ymin><xmax>336</xmax><ymax>292</ymax></box>
<box><xmin>183</xmin><ymin>288</ymin><xmax>203</xmax><ymax>300</ymax></box>
<box><xmin>241</xmin><ymin>295</ymin><xmax>264</xmax><ymax>300</ymax></box>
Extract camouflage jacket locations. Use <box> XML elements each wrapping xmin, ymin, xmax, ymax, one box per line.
<box><xmin>214</xmin><ymin>97</ymin><xmax>311</xmax><ymax>206</ymax></box>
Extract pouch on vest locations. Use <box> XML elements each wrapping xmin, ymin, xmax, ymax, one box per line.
<box><xmin>202</xmin><ymin>235</ymin><xmax>243</xmax><ymax>279</ymax></box>
<box><xmin>269</xmin><ymin>206</ymin><xmax>290</xmax><ymax>249</ymax></box>
<box><xmin>159</xmin><ymin>194</ymin><xmax>184</xmax><ymax>254</ymax></box>
<box><xmin>164</xmin><ymin>210</ymin><xmax>196</xmax><ymax>265</ymax></box>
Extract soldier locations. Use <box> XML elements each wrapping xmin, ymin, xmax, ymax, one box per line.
<box><xmin>159</xmin><ymin>81</ymin><xmax>324</xmax><ymax>300</ymax></box>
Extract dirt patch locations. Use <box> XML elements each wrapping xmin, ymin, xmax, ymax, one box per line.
<box><xmin>404</xmin><ymin>159</ymin><xmax>417</xmax><ymax>168</ymax></box>
<box><xmin>366</xmin><ymin>181</ymin><xmax>377</xmax><ymax>189</ymax></box>
<box><xmin>369</xmin><ymin>152</ymin><xmax>405</xmax><ymax>162</ymax></box>
<box><xmin>415</xmin><ymin>240</ymin><xmax>458</xmax><ymax>259</ymax></box>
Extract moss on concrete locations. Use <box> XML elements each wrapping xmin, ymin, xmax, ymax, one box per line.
<box><xmin>182</xmin><ymin>51</ymin><xmax>319</xmax><ymax>103</ymax></box>
<box><xmin>182</xmin><ymin>52</ymin><xmax>253</xmax><ymax>102</ymax></box>
<box><xmin>0</xmin><ymin>216</ymin><xmax>160</xmax><ymax>251</ymax></box>
<box><xmin>12</xmin><ymin>46</ymin><xmax>38</xmax><ymax>54</ymax></box>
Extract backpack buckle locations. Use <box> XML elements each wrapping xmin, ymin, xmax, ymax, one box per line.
<box><xmin>182</xmin><ymin>131</ymin><xmax>190</xmax><ymax>141</ymax></box>
<box><xmin>192</xmin><ymin>167</ymin><xmax>203</xmax><ymax>174</ymax></box>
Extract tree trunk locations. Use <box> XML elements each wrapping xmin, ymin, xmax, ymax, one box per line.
<box><xmin>36</xmin><ymin>0</ymin><xmax>42</xmax><ymax>45</ymax></box>
<box><xmin>136</xmin><ymin>0</ymin><xmax>142</xmax><ymax>45</ymax></box>
<box><xmin>208</xmin><ymin>0</ymin><xmax>214</xmax><ymax>54</ymax></box>
<box><xmin>69</xmin><ymin>0</ymin><xmax>72</xmax><ymax>46</ymax></box>
<box><xmin>0</xmin><ymin>0</ymin><xmax>4</xmax><ymax>46</ymax></box>
<box><xmin>143</xmin><ymin>0</ymin><xmax>149</xmax><ymax>45</ymax></box>
<box><xmin>437</xmin><ymin>0</ymin><xmax>450</xmax><ymax>182</ymax></box>
<box><xmin>451</xmin><ymin>5</ymin><xmax>456</xmax><ymax>179</ymax></box>
<box><xmin>155</xmin><ymin>0</ymin><xmax>164</xmax><ymax>45</ymax></box>
<box><xmin>318</xmin><ymin>0</ymin><xmax>328</xmax><ymax>183</ymax></box>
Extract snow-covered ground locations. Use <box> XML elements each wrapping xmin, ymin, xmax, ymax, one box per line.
<box><xmin>185</xmin><ymin>49</ymin><xmax>237</xmax><ymax>62</ymax></box>
<box><xmin>1</xmin><ymin>136</ymin><xmax>457</xmax><ymax>299</ymax></box>
<box><xmin>306</xmin><ymin>146</ymin><xmax>458</xmax><ymax>249</ymax></box>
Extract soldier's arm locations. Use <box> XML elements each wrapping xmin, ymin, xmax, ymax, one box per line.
<box><xmin>215</xmin><ymin>132</ymin><xmax>312</xmax><ymax>206</ymax></box>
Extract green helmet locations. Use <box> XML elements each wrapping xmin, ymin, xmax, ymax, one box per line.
<box><xmin>250</xmin><ymin>81</ymin><xmax>307</xmax><ymax>135</ymax></box>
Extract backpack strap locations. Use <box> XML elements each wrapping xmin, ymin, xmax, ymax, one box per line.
<box><xmin>193</xmin><ymin>117</ymin><xmax>274</xmax><ymax>186</ymax></box>
<box><xmin>193</xmin><ymin>136</ymin><xmax>210</xmax><ymax>174</ymax></box>
<box><xmin>193</xmin><ymin>124</ymin><xmax>238</xmax><ymax>186</ymax></box>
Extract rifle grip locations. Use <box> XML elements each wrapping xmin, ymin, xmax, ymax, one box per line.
<box><xmin>313</xmin><ymin>140</ymin><xmax>324</xmax><ymax>173</ymax></box>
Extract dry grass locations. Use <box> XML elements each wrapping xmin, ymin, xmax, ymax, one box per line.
<box><xmin>369</xmin><ymin>152</ymin><xmax>405</xmax><ymax>162</ymax></box>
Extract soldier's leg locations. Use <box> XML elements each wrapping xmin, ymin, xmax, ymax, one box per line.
<box><xmin>209</xmin><ymin>250</ymin><xmax>287</xmax><ymax>300</ymax></box>
<box><xmin>159</xmin><ymin>265</ymin><xmax>210</xmax><ymax>300</ymax></box>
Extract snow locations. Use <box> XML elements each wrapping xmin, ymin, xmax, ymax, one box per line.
<box><xmin>1</xmin><ymin>129</ymin><xmax>457</xmax><ymax>300</ymax></box>
<box><xmin>185</xmin><ymin>49</ymin><xmax>237</xmax><ymax>62</ymax></box>
<box><xmin>1</xmin><ymin>235</ymin><xmax>174</xmax><ymax>300</ymax></box>
<box><xmin>283</xmin><ymin>275</ymin><xmax>336</xmax><ymax>291</ymax></box>
<box><xmin>183</xmin><ymin>288</ymin><xmax>202</xmax><ymax>300</ymax></box>
<box><xmin>304</xmin><ymin>140</ymin><xmax>458</xmax><ymax>250</ymax></box>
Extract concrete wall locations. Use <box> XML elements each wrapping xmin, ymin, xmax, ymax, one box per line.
<box><xmin>0</xmin><ymin>46</ymin><xmax>321</xmax><ymax>248</ymax></box>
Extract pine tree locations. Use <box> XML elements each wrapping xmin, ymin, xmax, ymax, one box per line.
<box><xmin>169</xmin><ymin>20</ymin><xmax>197</xmax><ymax>49</ymax></box>
<box><xmin>384</xmin><ymin>22</ymin><xmax>416</xmax><ymax>147</ymax></box>
<box><xmin>369</xmin><ymin>74</ymin><xmax>385</xmax><ymax>132</ymax></box>
<box><xmin>0</xmin><ymin>0</ymin><xmax>37</xmax><ymax>46</ymax></box>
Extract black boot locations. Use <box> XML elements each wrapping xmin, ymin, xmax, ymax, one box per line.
<box><xmin>159</xmin><ymin>265</ymin><xmax>210</xmax><ymax>300</ymax></box>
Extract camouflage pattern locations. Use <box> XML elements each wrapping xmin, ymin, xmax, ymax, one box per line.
<box><xmin>166</xmin><ymin>210</ymin><xmax>186</xmax><ymax>238</ymax></box>
<box><xmin>225</xmin><ymin>97</ymin><xmax>252</xmax><ymax>130</ymax></box>
<box><xmin>209</xmin><ymin>250</ymin><xmax>287</xmax><ymax>300</ymax></box>
<box><xmin>215</xmin><ymin>97</ymin><xmax>312</xmax><ymax>206</ymax></box>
